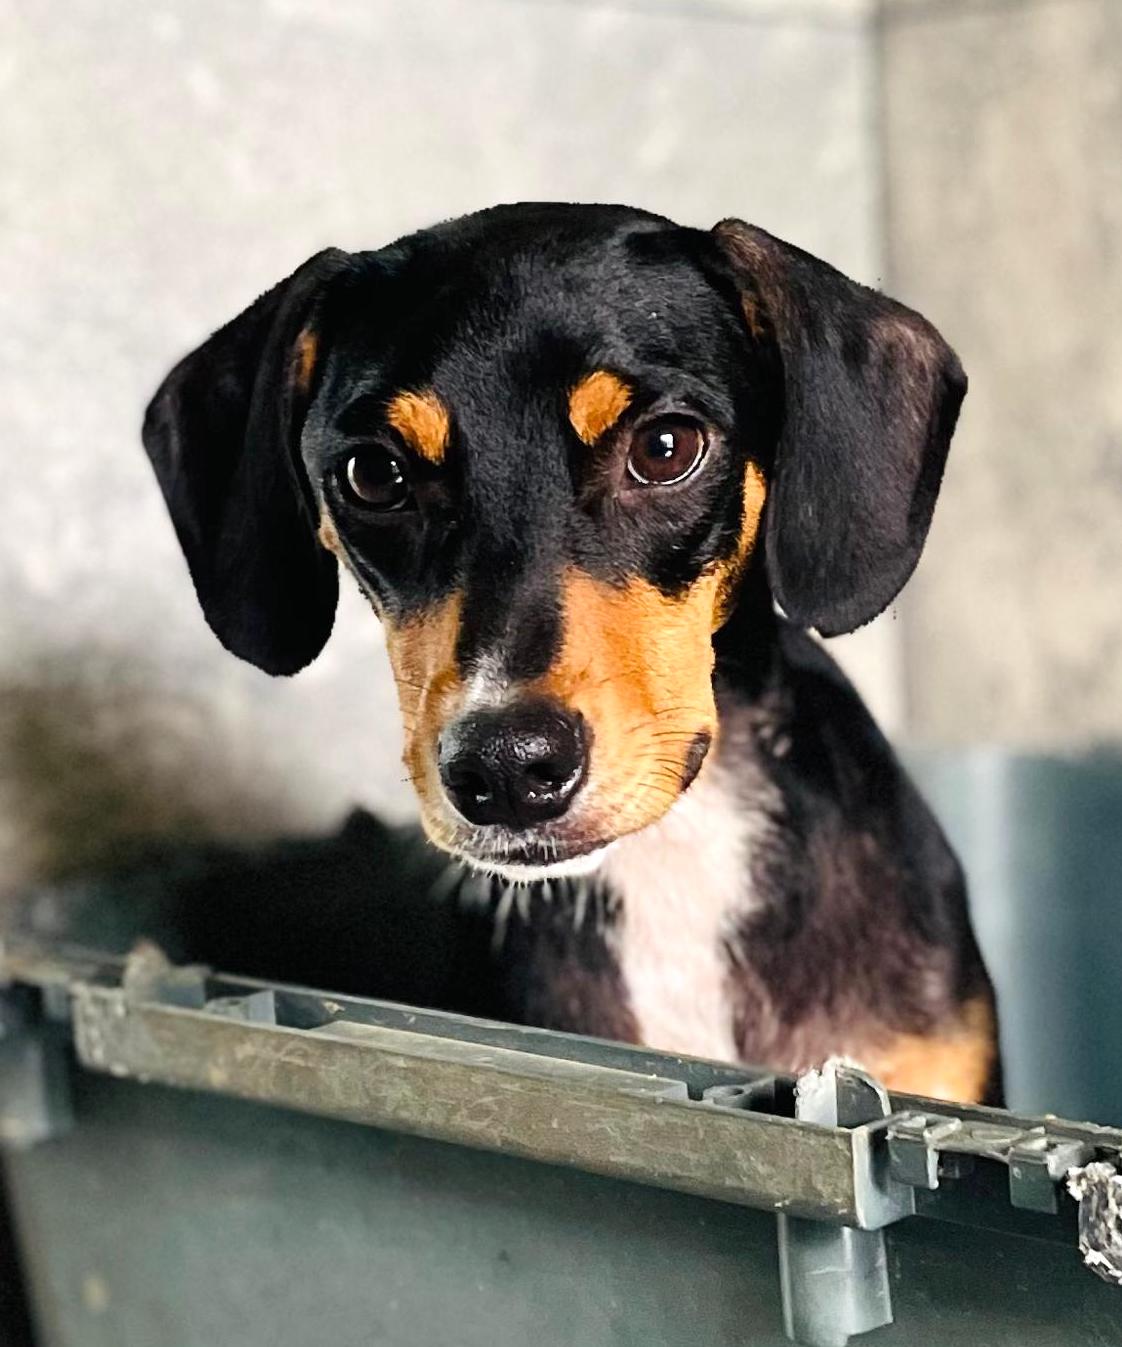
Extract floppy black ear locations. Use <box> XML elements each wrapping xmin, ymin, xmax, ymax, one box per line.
<box><xmin>142</xmin><ymin>248</ymin><xmax>352</xmax><ymax>675</ymax></box>
<box><xmin>712</xmin><ymin>220</ymin><xmax>966</xmax><ymax>637</ymax></box>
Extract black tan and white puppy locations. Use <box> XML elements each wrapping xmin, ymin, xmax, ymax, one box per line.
<box><xmin>143</xmin><ymin>203</ymin><xmax>1000</xmax><ymax>1104</ymax></box>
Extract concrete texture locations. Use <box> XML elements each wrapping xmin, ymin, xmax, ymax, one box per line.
<box><xmin>0</xmin><ymin>0</ymin><xmax>889</xmax><ymax>892</ymax></box>
<box><xmin>882</xmin><ymin>0</ymin><xmax>1122</xmax><ymax>744</ymax></box>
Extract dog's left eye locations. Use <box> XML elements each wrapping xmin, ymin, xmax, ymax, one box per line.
<box><xmin>339</xmin><ymin>447</ymin><xmax>414</xmax><ymax>512</ymax></box>
<box><xmin>625</xmin><ymin>417</ymin><xmax>708</xmax><ymax>487</ymax></box>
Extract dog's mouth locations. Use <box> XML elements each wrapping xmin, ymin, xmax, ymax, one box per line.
<box><xmin>446</xmin><ymin>830</ymin><xmax>617</xmax><ymax>882</ymax></box>
<box><xmin>449</xmin><ymin>840</ymin><xmax>608</xmax><ymax>883</ymax></box>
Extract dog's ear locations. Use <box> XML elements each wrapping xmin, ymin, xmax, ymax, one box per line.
<box><xmin>142</xmin><ymin>248</ymin><xmax>352</xmax><ymax>674</ymax></box>
<box><xmin>712</xmin><ymin>220</ymin><xmax>966</xmax><ymax>637</ymax></box>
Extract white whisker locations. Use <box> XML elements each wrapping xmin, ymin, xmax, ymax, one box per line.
<box><xmin>573</xmin><ymin>883</ymin><xmax>589</xmax><ymax>933</ymax></box>
<box><xmin>491</xmin><ymin>884</ymin><xmax>516</xmax><ymax>953</ymax></box>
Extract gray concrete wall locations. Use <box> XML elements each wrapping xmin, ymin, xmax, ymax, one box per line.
<box><xmin>1</xmin><ymin>0</ymin><xmax>891</xmax><ymax>893</ymax></box>
<box><xmin>883</xmin><ymin>0</ymin><xmax>1122</xmax><ymax>746</ymax></box>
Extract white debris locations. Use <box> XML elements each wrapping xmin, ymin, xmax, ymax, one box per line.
<box><xmin>1067</xmin><ymin>1161</ymin><xmax>1122</xmax><ymax>1285</ymax></box>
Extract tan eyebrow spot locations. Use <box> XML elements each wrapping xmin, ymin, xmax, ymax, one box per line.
<box><xmin>568</xmin><ymin>370</ymin><xmax>632</xmax><ymax>446</ymax></box>
<box><xmin>386</xmin><ymin>389</ymin><xmax>450</xmax><ymax>464</ymax></box>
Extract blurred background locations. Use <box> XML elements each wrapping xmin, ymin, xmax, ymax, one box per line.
<box><xmin>2</xmin><ymin>0</ymin><xmax>1121</xmax><ymax>1118</ymax></box>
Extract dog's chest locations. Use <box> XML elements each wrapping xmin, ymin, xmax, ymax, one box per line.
<box><xmin>600</xmin><ymin>769</ymin><xmax>755</xmax><ymax>1063</ymax></box>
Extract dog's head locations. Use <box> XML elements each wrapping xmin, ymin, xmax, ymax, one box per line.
<box><xmin>143</xmin><ymin>204</ymin><xmax>964</xmax><ymax>878</ymax></box>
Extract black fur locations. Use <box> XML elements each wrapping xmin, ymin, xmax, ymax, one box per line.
<box><xmin>710</xmin><ymin>220</ymin><xmax>965</xmax><ymax>636</ymax></box>
<box><xmin>142</xmin><ymin>248</ymin><xmax>350</xmax><ymax>674</ymax></box>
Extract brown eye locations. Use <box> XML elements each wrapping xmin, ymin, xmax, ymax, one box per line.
<box><xmin>340</xmin><ymin>447</ymin><xmax>413</xmax><ymax>511</ymax></box>
<box><xmin>625</xmin><ymin>417</ymin><xmax>707</xmax><ymax>487</ymax></box>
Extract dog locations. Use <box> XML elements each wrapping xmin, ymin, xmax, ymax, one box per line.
<box><xmin>142</xmin><ymin>203</ymin><xmax>1000</xmax><ymax>1104</ymax></box>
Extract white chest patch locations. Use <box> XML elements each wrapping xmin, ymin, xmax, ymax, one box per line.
<box><xmin>601</xmin><ymin>766</ymin><xmax>759</xmax><ymax>1063</ymax></box>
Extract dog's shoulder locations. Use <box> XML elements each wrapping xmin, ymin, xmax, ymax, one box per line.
<box><xmin>769</xmin><ymin>621</ymin><xmax>965</xmax><ymax>911</ymax></box>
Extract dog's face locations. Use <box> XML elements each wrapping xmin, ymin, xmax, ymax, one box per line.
<box><xmin>143</xmin><ymin>204</ymin><xmax>965</xmax><ymax>878</ymax></box>
<box><xmin>303</xmin><ymin>212</ymin><xmax>772</xmax><ymax>874</ymax></box>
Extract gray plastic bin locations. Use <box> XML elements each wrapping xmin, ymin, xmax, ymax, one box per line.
<box><xmin>2</xmin><ymin>935</ymin><xmax>1122</xmax><ymax>1346</ymax></box>
<box><xmin>3</xmin><ymin>749</ymin><xmax>1122</xmax><ymax>1345</ymax></box>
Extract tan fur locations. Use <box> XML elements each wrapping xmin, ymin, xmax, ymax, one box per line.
<box><xmin>713</xmin><ymin>221</ymin><xmax>794</xmax><ymax>338</ymax></box>
<box><xmin>382</xmin><ymin>593</ymin><xmax>464</xmax><ymax>847</ymax></box>
<box><xmin>293</xmin><ymin>329</ymin><xmax>319</xmax><ymax>395</ymax></box>
<box><xmin>858</xmin><ymin>997</ymin><xmax>997</xmax><ymax>1104</ymax></box>
<box><xmin>739</xmin><ymin>294</ymin><xmax>767</xmax><ymax>341</ymax></box>
<box><xmin>386</xmin><ymin>389</ymin><xmax>450</xmax><ymax>464</ymax></box>
<box><xmin>531</xmin><ymin>571</ymin><xmax>718</xmax><ymax>840</ymax></box>
<box><xmin>568</xmin><ymin>371</ymin><xmax>632</xmax><ymax>446</ymax></box>
<box><xmin>717</xmin><ymin>461</ymin><xmax>767</xmax><ymax>620</ymax></box>
<box><xmin>317</xmin><ymin>508</ymin><xmax>341</xmax><ymax>556</ymax></box>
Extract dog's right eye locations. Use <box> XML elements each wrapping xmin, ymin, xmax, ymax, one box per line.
<box><xmin>339</xmin><ymin>447</ymin><xmax>413</xmax><ymax>512</ymax></box>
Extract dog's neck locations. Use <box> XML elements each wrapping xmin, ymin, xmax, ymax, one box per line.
<box><xmin>464</xmin><ymin>585</ymin><xmax>795</xmax><ymax>1058</ymax></box>
<box><xmin>599</xmin><ymin>755</ymin><xmax>766</xmax><ymax>1059</ymax></box>
<box><xmin>594</xmin><ymin>594</ymin><xmax>787</xmax><ymax>1057</ymax></box>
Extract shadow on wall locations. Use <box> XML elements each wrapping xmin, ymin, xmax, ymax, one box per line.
<box><xmin>0</xmin><ymin>660</ymin><xmax>335</xmax><ymax>904</ymax></box>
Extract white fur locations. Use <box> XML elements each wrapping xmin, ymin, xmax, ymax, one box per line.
<box><xmin>602</xmin><ymin>765</ymin><xmax>760</xmax><ymax>1062</ymax></box>
<box><xmin>459</xmin><ymin>654</ymin><xmax>511</xmax><ymax>713</ymax></box>
<box><xmin>461</xmin><ymin>845</ymin><xmax>611</xmax><ymax>883</ymax></box>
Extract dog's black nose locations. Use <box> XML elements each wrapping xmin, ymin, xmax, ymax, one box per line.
<box><xmin>438</xmin><ymin>698</ymin><xmax>588</xmax><ymax>829</ymax></box>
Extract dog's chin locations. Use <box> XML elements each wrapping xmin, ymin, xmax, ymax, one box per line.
<box><xmin>453</xmin><ymin>843</ymin><xmax>614</xmax><ymax>884</ymax></box>
<box><xmin>424</xmin><ymin>773</ymin><xmax>703</xmax><ymax>884</ymax></box>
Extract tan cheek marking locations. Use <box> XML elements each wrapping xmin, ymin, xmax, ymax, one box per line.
<box><xmin>385</xmin><ymin>389</ymin><xmax>450</xmax><ymax>465</ymax></box>
<box><xmin>568</xmin><ymin>370</ymin><xmax>632</xmax><ymax>446</ymax></box>
<box><xmin>382</xmin><ymin>593</ymin><xmax>464</xmax><ymax>841</ymax></box>
<box><xmin>533</xmin><ymin>571</ymin><xmax>719</xmax><ymax>835</ymax></box>
<box><xmin>317</xmin><ymin>508</ymin><xmax>342</xmax><ymax>556</ymax></box>
<box><xmin>859</xmin><ymin>997</ymin><xmax>998</xmax><ymax>1105</ymax></box>
<box><xmin>293</xmin><ymin>328</ymin><xmax>318</xmax><ymax>395</ymax></box>
<box><xmin>714</xmin><ymin>460</ymin><xmax>768</xmax><ymax>627</ymax></box>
